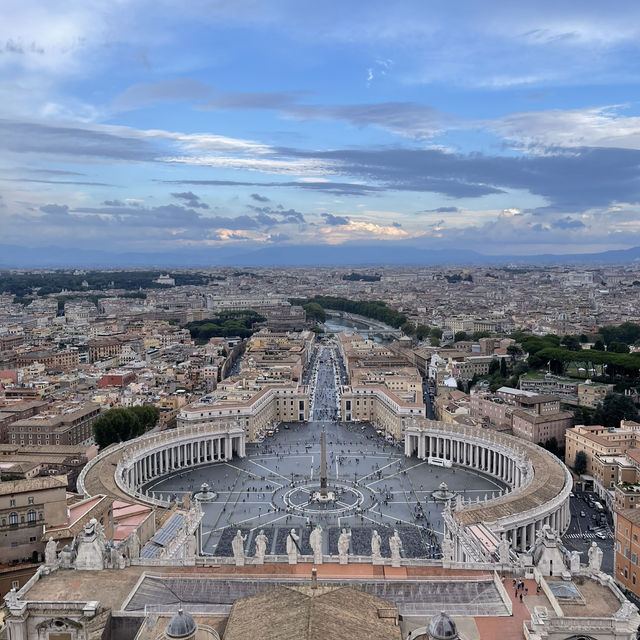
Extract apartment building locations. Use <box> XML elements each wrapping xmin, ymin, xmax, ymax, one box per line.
<box><xmin>15</xmin><ymin>349</ymin><xmax>79</xmax><ymax>370</ymax></box>
<box><xmin>8</xmin><ymin>402</ymin><xmax>102</xmax><ymax>446</ymax></box>
<box><xmin>615</xmin><ymin>509</ymin><xmax>640</xmax><ymax>597</ymax></box>
<box><xmin>0</xmin><ymin>475</ymin><xmax>67</xmax><ymax>563</ymax></box>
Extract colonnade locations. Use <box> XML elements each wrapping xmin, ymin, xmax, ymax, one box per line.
<box><xmin>404</xmin><ymin>420</ymin><xmax>572</xmax><ymax>554</ymax></box>
<box><xmin>405</xmin><ymin>431</ymin><xmax>523</xmax><ymax>488</ymax></box>
<box><xmin>125</xmin><ymin>432</ymin><xmax>245</xmax><ymax>490</ymax></box>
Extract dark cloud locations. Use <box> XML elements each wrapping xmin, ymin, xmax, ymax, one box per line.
<box><xmin>2</xmin><ymin>178</ymin><xmax>114</xmax><ymax>186</ymax></box>
<box><xmin>322</xmin><ymin>213</ymin><xmax>350</xmax><ymax>226</ymax></box>
<box><xmin>391</xmin><ymin>221</ymin><xmax>402</xmax><ymax>227</ymax></box>
<box><xmin>551</xmin><ymin>216</ymin><xmax>586</xmax><ymax>229</ymax></box>
<box><xmin>171</xmin><ymin>191</ymin><xmax>210</xmax><ymax>209</ymax></box>
<box><xmin>160</xmin><ymin>179</ymin><xmax>383</xmax><ymax>196</ymax></box>
<box><xmin>203</xmin><ymin>92</ymin><xmax>442</xmax><ymax>138</ymax></box>
<box><xmin>251</xmin><ymin>193</ymin><xmax>270</xmax><ymax>202</ymax></box>
<box><xmin>0</xmin><ymin>119</ymin><xmax>157</xmax><ymax>162</ymax></box>
<box><xmin>248</xmin><ymin>204</ymin><xmax>305</xmax><ymax>223</ymax></box>
<box><xmin>39</xmin><ymin>204</ymin><xmax>69</xmax><ymax>216</ymax></box>
<box><xmin>284</xmin><ymin>145</ymin><xmax>640</xmax><ymax>207</ymax></box>
<box><xmin>103</xmin><ymin>200</ymin><xmax>125</xmax><ymax>207</ymax></box>
<box><xmin>202</xmin><ymin>90</ymin><xmax>311</xmax><ymax>110</ymax></box>
<box><xmin>426</xmin><ymin>206</ymin><xmax>460</xmax><ymax>213</ymax></box>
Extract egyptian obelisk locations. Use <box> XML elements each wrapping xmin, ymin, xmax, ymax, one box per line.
<box><xmin>320</xmin><ymin>430</ymin><xmax>328</xmax><ymax>497</ymax></box>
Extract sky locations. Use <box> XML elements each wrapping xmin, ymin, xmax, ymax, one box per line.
<box><xmin>2</xmin><ymin>1</ymin><xmax>640</xmax><ymax>259</ymax></box>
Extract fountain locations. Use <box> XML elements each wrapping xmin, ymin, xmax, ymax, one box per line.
<box><xmin>193</xmin><ymin>482</ymin><xmax>217</xmax><ymax>502</ymax></box>
<box><xmin>432</xmin><ymin>481</ymin><xmax>456</xmax><ymax>502</ymax></box>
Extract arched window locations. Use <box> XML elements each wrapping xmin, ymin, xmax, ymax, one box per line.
<box><xmin>9</xmin><ymin>512</ymin><xmax>18</xmax><ymax>525</ymax></box>
<box><xmin>27</xmin><ymin>509</ymin><xmax>36</xmax><ymax>523</ymax></box>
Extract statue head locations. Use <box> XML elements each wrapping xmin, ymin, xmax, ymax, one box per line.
<box><xmin>236</xmin><ymin>529</ymin><xmax>242</xmax><ymax>536</ymax></box>
<box><xmin>259</xmin><ymin>529</ymin><xmax>264</xmax><ymax>535</ymax></box>
<box><xmin>291</xmin><ymin>528</ymin><xmax>296</xmax><ymax>534</ymax></box>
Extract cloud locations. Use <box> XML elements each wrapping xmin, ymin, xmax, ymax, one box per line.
<box><xmin>249</xmin><ymin>204</ymin><xmax>305</xmax><ymax>223</ymax></box>
<box><xmin>171</xmin><ymin>191</ymin><xmax>210</xmax><ymax>209</ymax></box>
<box><xmin>112</xmin><ymin>78</ymin><xmax>212</xmax><ymax>111</ymax></box>
<box><xmin>491</xmin><ymin>105</ymin><xmax>640</xmax><ymax>151</ymax></box>
<box><xmin>424</xmin><ymin>206</ymin><xmax>460</xmax><ymax>213</ymax></box>
<box><xmin>551</xmin><ymin>216</ymin><xmax>586</xmax><ymax>229</ymax></box>
<box><xmin>161</xmin><ymin>179</ymin><xmax>383</xmax><ymax>196</ymax></box>
<box><xmin>204</xmin><ymin>90</ymin><xmax>445</xmax><ymax>138</ymax></box>
<box><xmin>251</xmin><ymin>193</ymin><xmax>270</xmax><ymax>202</ymax></box>
<box><xmin>39</xmin><ymin>204</ymin><xmax>69</xmax><ymax>215</ymax></box>
<box><xmin>321</xmin><ymin>213</ymin><xmax>350</xmax><ymax>226</ymax></box>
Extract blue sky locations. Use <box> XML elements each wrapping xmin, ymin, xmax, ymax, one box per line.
<box><xmin>2</xmin><ymin>1</ymin><xmax>640</xmax><ymax>257</ymax></box>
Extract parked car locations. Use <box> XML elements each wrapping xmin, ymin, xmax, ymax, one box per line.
<box><xmin>580</xmin><ymin>511</ymin><xmax>586</xmax><ymax>517</ymax></box>
<box><xmin>595</xmin><ymin>532</ymin><xmax>606</xmax><ymax>539</ymax></box>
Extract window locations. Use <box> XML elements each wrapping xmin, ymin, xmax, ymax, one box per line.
<box><xmin>9</xmin><ymin>499</ymin><xmax>15</xmax><ymax>507</ymax></box>
<box><xmin>27</xmin><ymin>510</ymin><xmax>36</xmax><ymax>523</ymax></box>
<box><xmin>633</xmin><ymin>553</ymin><xmax>638</xmax><ymax>565</ymax></box>
<box><xmin>9</xmin><ymin>512</ymin><xmax>18</xmax><ymax>525</ymax></box>
<box><xmin>28</xmin><ymin>496</ymin><xmax>34</xmax><ymax>505</ymax></box>
<box><xmin>11</xmin><ymin>581</ymin><xmax>19</xmax><ymax>589</ymax></box>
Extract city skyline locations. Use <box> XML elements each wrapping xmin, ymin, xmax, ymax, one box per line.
<box><xmin>2</xmin><ymin>1</ymin><xmax>640</xmax><ymax>261</ymax></box>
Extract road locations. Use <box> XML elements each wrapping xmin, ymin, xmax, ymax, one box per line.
<box><xmin>562</xmin><ymin>490</ymin><xmax>614</xmax><ymax>576</ymax></box>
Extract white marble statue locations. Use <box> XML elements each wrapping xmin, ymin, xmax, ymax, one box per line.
<box><xmin>569</xmin><ymin>550</ymin><xmax>581</xmax><ymax>573</ymax></box>
<box><xmin>389</xmin><ymin>529</ymin><xmax>403</xmax><ymax>567</ymax></box>
<box><xmin>286</xmin><ymin>528</ymin><xmax>300</xmax><ymax>564</ymax></box>
<box><xmin>254</xmin><ymin>530</ymin><xmax>268</xmax><ymax>564</ymax></box>
<box><xmin>310</xmin><ymin>525</ymin><xmax>323</xmax><ymax>564</ymax></box>
<box><xmin>186</xmin><ymin>534</ymin><xmax>197</xmax><ymax>560</ymax></box>
<box><xmin>232</xmin><ymin>530</ymin><xmax>247</xmax><ymax>566</ymax></box>
<box><xmin>498</xmin><ymin>534</ymin><xmax>510</xmax><ymax>565</ymax></box>
<box><xmin>371</xmin><ymin>530</ymin><xmax>382</xmax><ymax>563</ymax></box>
<box><xmin>337</xmin><ymin>528</ymin><xmax>351</xmax><ymax>565</ymax></box>
<box><xmin>45</xmin><ymin>537</ymin><xmax>58</xmax><ymax>568</ymax></box>
<box><xmin>441</xmin><ymin>533</ymin><xmax>454</xmax><ymax>563</ymax></box>
<box><xmin>128</xmin><ymin>530</ymin><xmax>140</xmax><ymax>559</ymax></box>
<box><xmin>588</xmin><ymin>541</ymin><xmax>603</xmax><ymax>572</ymax></box>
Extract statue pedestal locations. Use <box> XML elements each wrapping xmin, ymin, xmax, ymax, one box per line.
<box><xmin>391</xmin><ymin>557</ymin><xmax>401</xmax><ymax>568</ymax></box>
<box><xmin>234</xmin><ymin>556</ymin><xmax>245</xmax><ymax>567</ymax></box>
<box><xmin>288</xmin><ymin>553</ymin><xmax>298</xmax><ymax>565</ymax></box>
<box><xmin>339</xmin><ymin>555</ymin><xmax>348</xmax><ymax>565</ymax></box>
<box><xmin>313</xmin><ymin>554</ymin><xmax>323</xmax><ymax>565</ymax></box>
<box><xmin>372</xmin><ymin>556</ymin><xmax>384</xmax><ymax>566</ymax></box>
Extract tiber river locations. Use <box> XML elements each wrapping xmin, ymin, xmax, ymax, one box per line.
<box><xmin>322</xmin><ymin>312</ymin><xmax>393</xmax><ymax>343</ymax></box>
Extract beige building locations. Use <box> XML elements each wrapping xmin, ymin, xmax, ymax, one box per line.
<box><xmin>0</xmin><ymin>475</ymin><xmax>67</xmax><ymax>563</ymax></box>
<box><xmin>178</xmin><ymin>380</ymin><xmax>310</xmax><ymax>442</ymax></box>
<box><xmin>8</xmin><ymin>402</ymin><xmax>101</xmax><ymax>446</ymax></box>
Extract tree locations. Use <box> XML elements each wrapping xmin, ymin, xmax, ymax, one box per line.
<box><xmin>500</xmin><ymin>358</ymin><xmax>507</xmax><ymax>377</ymax></box>
<box><xmin>93</xmin><ymin>406</ymin><xmax>158</xmax><ymax>449</ymax></box>
<box><xmin>454</xmin><ymin>331</ymin><xmax>469</xmax><ymax>342</ymax></box>
<box><xmin>430</xmin><ymin>337</ymin><xmax>440</xmax><ymax>347</ymax></box>
<box><xmin>303</xmin><ymin>302</ymin><xmax>326</xmax><ymax>323</ymax></box>
<box><xmin>429</xmin><ymin>327</ymin><xmax>443</xmax><ymax>340</ymax></box>
<box><xmin>561</xmin><ymin>335</ymin><xmax>581</xmax><ymax>351</ymax></box>
<box><xmin>415</xmin><ymin>324</ymin><xmax>431</xmax><ymax>340</ymax></box>
<box><xmin>542</xmin><ymin>437</ymin><xmax>560</xmax><ymax>456</ymax></box>
<box><xmin>593</xmin><ymin>339</ymin><xmax>605</xmax><ymax>351</ymax></box>
<box><xmin>574</xmin><ymin>450</ymin><xmax>587</xmax><ymax>475</ymax></box>
<box><xmin>401</xmin><ymin>322</ymin><xmax>416</xmax><ymax>336</ymax></box>
<box><xmin>472</xmin><ymin>330</ymin><xmax>491</xmax><ymax>340</ymax></box>
<box><xmin>488</xmin><ymin>359</ymin><xmax>500</xmax><ymax>375</ymax></box>
<box><xmin>595</xmin><ymin>392</ymin><xmax>639</xmax><ymax>428</ymax></box>
<box><xmin>608</xmin><ymin>341</ymin><xmax>630</xmax><ymax>354</ymax></box>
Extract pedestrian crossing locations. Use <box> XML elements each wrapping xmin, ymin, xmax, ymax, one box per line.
<box><xmin>564</xmin><ymin>532</ymin><xmax>613</xmax><ymax>540</ymax></box>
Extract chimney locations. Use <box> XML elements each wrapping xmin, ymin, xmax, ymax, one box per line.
<box><xmin>311</xmin><ymin>567</ymin><xmax>317</xmax><ymax>590</ymax></box>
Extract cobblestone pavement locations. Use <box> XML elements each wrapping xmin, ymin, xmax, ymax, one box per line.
<box><xmin>144</xmin><ymin>346</ymin><xmax>506</xmax><ymax>558</ymax></box>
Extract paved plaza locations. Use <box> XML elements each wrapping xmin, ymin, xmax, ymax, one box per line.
<box><xmin>144</xmin><ymin>426</ymin><xmax>506</xmax><ymax>559</ymax></box>
<box><xmin>144</xmin><ymin>346</ymin><xmax>506</xmax><ymax>559</ymax></box>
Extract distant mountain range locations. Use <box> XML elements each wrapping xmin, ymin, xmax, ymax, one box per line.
<box><xmin>2</xmin><ymin>243</ymin><xmax>640</xmax><ymax>268</ymax></box>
